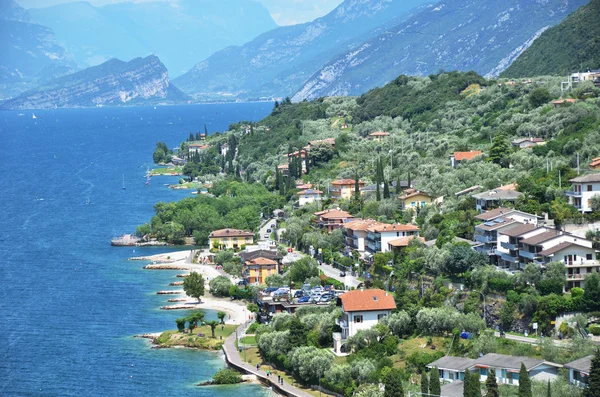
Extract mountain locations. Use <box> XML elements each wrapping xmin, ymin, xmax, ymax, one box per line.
<box><xmin>0</xmin><ymin>55</ymin><xmax>188</xmax><ymax>110</ymax></box>
<box><xmin>27</xmin><ymin>0</ymin><xmax>278</xmax><ymax>77</ymax></box>
<box><xmin>501</xmin><ymin>0</ymin><xmax>600</xmax><ymax>78</ymax></box>
<box><xmin>173</xmin><ymin>0</ymin><xmax>432</xmax><ymax>101</ymax></box>
<box><xmin>0</xmin><ymin>0</ymin><xmax>75</xmax><ymax>100</ymax></box>
<box><xmin>293</xmin><ymin>0</ymin><xmax>590</xmax><ymax>101</ymax></box>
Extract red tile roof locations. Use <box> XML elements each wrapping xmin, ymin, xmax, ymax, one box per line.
<box><xmin>315</xmin><ymin>209</ymin><xmax>354</xmax><ymax>220</ymax></box>
<box><xmin>331</xmin><ymin>179</ymin><xmax>364</xmax><ymax>186</ymax></box>
<box><xmin>366</xmin><ymin>223</ymin><xmax>420</xmax><ymax>233</ymax></box>
<box><xmin>388</xmin><ymin>236</ymin><xmax>425</xmax><ymax>247</ymax></box>
<box><xmin>369</xmin><ymin>131</ymin><xmax>390</xmax><ymax>137</ymax></box>
<box><xmin>209</xmin><ymin>228</ymin><xmax>254</xmax><ymax>238</ymax></box>
<box><xmin>552</xmin><ymin>98</ymin><xmax>577</xmax><ymax>105</ymax></box>
<box><xmin>344</xmin><ymin>219</ymin><xmax>381</xmax><ymax>231</ymax></box>
<box><xmin>340</xmin><ymin>289</ymin><xmax>396</xmax><ymax>312</ymax></box>
<box><xmin>453</xmin><ymin>150</ymin><xmax>483</xmax><ymax>161</ymax></box>
<box><xmin>246</xmin><ymin>257</ymin><xmax>278</xmax><ymax>266</ymax></box>
<box><xmin>297</xmin><ymin>189</ymin><xmax>323</xmax><ymax>195</ymax></box>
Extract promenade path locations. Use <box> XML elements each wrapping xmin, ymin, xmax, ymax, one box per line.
<box><xmin>222</xmin><ymin>323</ymin><xmax>315</xmax><ymax>397</ymax></box>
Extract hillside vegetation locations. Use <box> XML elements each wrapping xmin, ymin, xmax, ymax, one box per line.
<box><xmin>502</xmin><ymin>0</ymin><xmax>600</xmax><ymax>78</ymax></box>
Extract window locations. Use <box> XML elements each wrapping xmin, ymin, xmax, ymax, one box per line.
<box><xmin>411</xmin><ymin>202</ymin><xmax>416</xmax><ymax>207</ymax></box>
<box><xmin>587</xmin><ymin>254</ymin><xmax>593</xmax><ymax>261</ymax></box>
<box><xmin>353</xmin><ymin>315</ymin><xmax>363</xmax><ymax>323</ymax></box>
<box><xmin>480</xmin><ymin>368</ymin><xmax>488</xmax><ymax>376</ymax></box>
<box><xmin>588</xmin><ymin>185</ymin><xmax>593</xmax><ymax>192</ymax></box>
<box><xmin>377</xmin><ymin>313</ymin><xmax>387</xmax><ymax>321</ymax></box>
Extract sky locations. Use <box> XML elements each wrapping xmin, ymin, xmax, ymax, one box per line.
<box><xmin>15</xmin><ymin>0</ymin><xmax>344</xmax><ymax>25</ymax></box>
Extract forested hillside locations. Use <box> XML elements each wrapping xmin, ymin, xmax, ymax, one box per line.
<box><xmin>502</xmin><ymin>0</ymin><xmax>600</xmax><ymax>77</ymax></box>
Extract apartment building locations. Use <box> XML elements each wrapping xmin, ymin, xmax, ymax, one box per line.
<box><xmin>566</xmin><ymin>173</ymin><xmax>600</xmax><ymax>213</ymax></box>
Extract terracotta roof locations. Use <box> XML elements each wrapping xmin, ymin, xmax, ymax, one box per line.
<box><xmin>331</xmin><ymin>179</ymin><xmax>363</xmax><ymax>186</ymax></box>
<box><xmin>475</xmin><ymin>207</ymin><xmax>515</xmax><ymax>221</ymax></box>
<box><xmin>552</xmin><ymin>98</ymin><xmax>577</xmax><ymax>104</ymax></box>
<box><xmin>590</xmin><ymin>159</ymin><xmax>600</xmax><ymax>168</ymax></box>
<box><xmin>309</xmin><ymin>138</ymin><xmax>335</xmax><ymax>146</ymax></box>
<box><xmin>209</xmin><ymin>228</ymin><xmax>254</xmax><ymax>238</ymax></box>
<box><xmin>314</xmin><ymin>209</ymin><xmax>353</xmax><ymax>220</ymax></box>
<box><xmin>569</xmin><ymin>174</ymin><xmax>600</xmax><ymax>183</ymax></box>
<box><xmin>246</xmin><ymin>257</ymin><xmax>278</xmax><ymax>266</ymax></box>
<box><xmin>498</xmin><ymin>183</ymin><xmax>518</xmax><ymax>191</ymax></box>
<box><xmin>399</xmin><ymin>189</ymin><xmax>431</xmax><ymax>200</ymax></box>
<box><xmin>339</xmin><ymin>289</ymin><xmax>396</xmax><ymax>312</ymax></box>
<box><xmin>296</xmin><ymin>183</ymin><xmax>313</xmax><ymax>189</ymax></box>
<box><xmin>344</xmin><ymin>219</ymin><xmax>381</xmax><ymax>231</ymax></box>
<box><xmin>453</xmin><ymin>150</ymin><xmax>483</xmax><ymax>161</ymax></box>
<box><xmin>369</xmin><ymin>131</ymin><xmax>389</xmax><ymax>137</ymax></box>
<box><xmin>277</xmin><ymin>164</ymin><xmax>289</xmax><ymax>169</ymax></box>
<box><xmin>297</xmin><ymin>189</ymin><xmax>323</xmax><ymax>195</ymax></box>
<box><xmin>500</xmin><ymin>223</ymin><xmax>537</xmax><ymax>237</ymax></box>
<box><xmin>520</xmin><ymin>230</ymin><xmax>559</xmax><ymax>246</ymax></box>
<box><xmin>367</xmin><ymin>223</ymin><xmax>420</xmax><ymax>233</ymax></box>
<box><xmin>388</xmin><ymin>236</ymin><xmax>425</xmax><ymax>247</ymax></box>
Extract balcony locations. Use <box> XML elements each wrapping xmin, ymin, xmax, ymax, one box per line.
<box><xmin>336</xmin><ymin>318</ymin><xmax>349</xmax><ymax>329</ymax></box>
<box><xmin>474</xmin><ymin>245</ymin><xmax>496</xmax><ymax>256</ymax></box>
<box><xmin>501</xmin><ymin>242</ymin><xmax>518</xmax><ymax>250</ymax></box>
<box><xmin>565</xmin><ymin>190</ymin><xmax>582</xmax><ymax>197</ymax></box>
<box><xmin>498</xmin><ymin>251</ymin><xmax>519</xmax><ymax>263</ymax></box>
<box><xmin>519</xmin><ymin>250</ymin><xmax>539</xmax><ymax>260</ymax></box>
<box><xmin>567</xmin><ymin>274</ymin><xmax>586</xmax><ymax>281</ymax></box>
<box><xmin>564</xmin><ymin>260</ymin><xmax>600</xmax><ymax>268</ymax></box>
<box><xmin>475</xmin><ymin>234</ymin><xmax>496</xmax><ymax>244</ymax></box>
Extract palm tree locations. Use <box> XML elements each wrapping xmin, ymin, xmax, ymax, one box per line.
<box><xmin>205</xmin><ymin>320</ymin><xmax>220</xmax><ymax>338</ymax></box>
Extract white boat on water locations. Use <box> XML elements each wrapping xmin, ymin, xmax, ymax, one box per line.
<box><xmin>111</xmin><ymin>234</ymin><xmax>140</xmax><ymax>246</ymax></box>
<box><xmin>32</xmin><ymin>113</ymin><xmax>37</xmax><ymax>119</ymax></box>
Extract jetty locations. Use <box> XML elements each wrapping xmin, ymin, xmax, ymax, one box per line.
<box><xmin>157</xmin><ymin>290</ymin><xmax>182</xmax><ymax>295</ymax></box>
<box><xmin>144</xmin><ymin>264</ymin><xmax>189</xmax><ymax>270</ymax></box>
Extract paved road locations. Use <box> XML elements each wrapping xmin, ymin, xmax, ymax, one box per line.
<box><xmin>319</xmin><ymin>262</ymin><xmax>361</xmax><ymax>289</ymax></box>
<box><xmin>223</xmin><ymin>322</ymin><xmax>314</xmax><ymax>397</ymax></box>
<box><xmin>493</xmin><ymin>332</ymin><xmax>567</xmax><ymax>346</ymax></box>
<box><xmin>258</xmin><ymin>218</ymin><xmax>277</xmax><ymax>242</ymax></box>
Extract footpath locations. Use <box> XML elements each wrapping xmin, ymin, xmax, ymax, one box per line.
<box><xmin>222</xmin><ymin>322</ymin><xmax>315</xmax><ymax>397</ymax></box>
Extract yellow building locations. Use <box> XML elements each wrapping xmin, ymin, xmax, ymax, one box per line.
<box><xmin>398</xmin><ymin>188</ymin><xmax>433</xmax><ymax>210</ymax></box>
<box><xmin>209</xmin><ymin>228</ymin><xmax>254</xmax><ymax>250</ymax></box>
<box><xmin>330</xmin><ymin>179</ymin><xmax>365</xmax><ymax>200</ymax></box>
<box><xmin>243</xmin><ymin>257</ymin><xmax>279</xmax><ymax>285</ymax></box>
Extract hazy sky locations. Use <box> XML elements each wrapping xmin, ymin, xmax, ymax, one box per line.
<box><xmin>16</xmin><ymin>0</ymin><xmax>344</xmax><ymax>25</ymax></box>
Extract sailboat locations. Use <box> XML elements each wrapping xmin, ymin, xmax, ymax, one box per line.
<box><xmin>122</xmin><ymin>175</ymin><xmax>126</xmax><ymax>190</ymax></box>
<box><xmin>32</xmin><ymin>113</ymin><xmax>37</xmax><ymax>119</ymax></box>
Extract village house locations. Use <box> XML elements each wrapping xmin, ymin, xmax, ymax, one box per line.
<box><xmin>242</xmin><ymin>257</ymin><xmax>279</xmax><ymax>285</ymax></box>
<box><xmin>334</xmin><ymin>289</ymin><xmax>396</xmax><ymax>351</ymax></box>
<box><xmin>188</xmin><ymin>142</ymin><xmax>209</xmax><ymax>154</ymax></box>
<box><xmin>566</xmin><ymin>173</ymin><xmax>600</xmax><ymax>213</ymax></box>
<box><xmin>307</xmin><ymin>138</ymin><xmax>336</xmax><ymax>150</ymax></box>
<box><xmin>208</xmin><ymin>228</ymin><xmax>254</xmax><ymax>250</ymax></box>
<box><xmin>561</xmin><ymin>70</ymin><xmax>600</xmax><ymax>91</ymax></box>
<box><xmin>297</xmin><ymin>189</ymin><xmax>323</xmax><ymax>207</ymax></box>
<box><xmin>565</xmin><ymin>355</ymin><xmax>592</xmax><ymax>388</ymax></box>
<box><xmin>314</xmin><ymin>208</ymin><xmax>354</xmax><ymax>232</ymax></box>
<box><xmin>450</xmin><ymin>150</ymin><xmax>483</xmax><ymax>168</ymax></box>
<box><xmin>366</xmin><ymin>223</ymin><xmax>420</xmax><ymax>254</ymax></box>
<box><xmin>398</xmin><ymin>188</ymin><xmax>433</xmax><ymax>210</ymax></box>
<box><xmin>343</xmin><ymin>219</ymin><xmax>380</xmax><ymax>253</ymax></box>
<box><xmin>590</xmin><ymin>157</ymin><xmax>600</xmax><ymax>170</ymax></box>
<box><xmin>511</xmin><ymin>137</ymin><xmax>546</xmax><ymax>149</ymax></box>
<box><xmin>330</xmin><ymin>179</ymin><xmax>365</xmax><ymax>200</ymax></box>
<box><xmin>387</xmin><ymin>235</ymin><xmax>425</xmax><ymax>252</ymax></box>
<box><xmin>277</xmin><ymin>164</ymin><xmax>289</xmax><ymax>176</ymax></box>
<box><xmin>472</xmin><ymin>186</ymin><xmax>523</xmax><ymax>212</ymax></box>
<box><xmin>552</xmin><ymin>98</ymin><xmax>577</xmax><ymax>107</ymax></box>
<box><xmin>368</xmin><ymin>131</ymin><xmax>390</xmax><ymax>142</ymax></box>
<box><xmin>426</xmin><ymin>356</ymin><xmax>475</xmax><ymax>382</ymax></box>
<box><xmin>220</xmin><ymin>143</ymin><xmax>229</xmax><ymax>157</ymax></box>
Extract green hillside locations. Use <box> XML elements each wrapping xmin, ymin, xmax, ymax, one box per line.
<box><xmin>502</xmin><ymin>0</ymin><xmax>600</xmax><ymax>77</ymax></box>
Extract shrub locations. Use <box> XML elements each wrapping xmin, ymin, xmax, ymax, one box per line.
<box><xmin>590</xmin><ymin>325</ymin><xmax>600</xmax><ymax>336</ymax></box>
<box><xmin>212</xmin><ymin>368</ymin><xmax>242</xmax><ymax>384</ymax></box>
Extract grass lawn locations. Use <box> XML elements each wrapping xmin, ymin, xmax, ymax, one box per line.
<box><xmin>240</xmin><ymin>335</ymin><xmax>257</xmax><ymax>345</ymax></box>
<box><xmin>156</xmin><ymin>324</ymin><xmax>235</xmax><ymax>350</ymax></box>
<box><xmin>151</xmin><ymin>166</ymin><xmax>183</xmax><ymax>175</ymax></box>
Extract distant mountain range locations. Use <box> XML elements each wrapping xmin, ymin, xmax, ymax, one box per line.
<box><xmin>293</xmin><ymin>0</ymin><xmax>590</xmax><ymax>101</ymax></box>
<box><xmin>173</xmin><ymin>0</ymin><xmax>433</xmax><ymax>101</ymax></box>
<box><xmin>27</xmin><ymin>0</ymin><xmax>277</xmax><ymax>78</ymax></box>
<box><xmin>502</xmin><ymin>0</ymin><xmax>600</xmax><ymax>78</ymax></box>
<box><xmin>0</xmin><ymin>0</ymin><xmax>76</xmax><ymax>100</ymax></box>
<box><xmin>0</xmin><ymin>55</ymin><xmax>187</xmax><ymax>110</ymax></box>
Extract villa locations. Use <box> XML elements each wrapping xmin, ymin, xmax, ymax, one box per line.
<box><xmin>208</xmin><ymin>228</ymin><xmax>254</xmax><ymax>250</ymax></box>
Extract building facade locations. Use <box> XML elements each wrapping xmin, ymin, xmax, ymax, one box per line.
<box><xmin>208</xmin><ymin>228</ymin><xmax>254</xmax><ymax>250</ymax></box>
<box><xmin>567</xmin><ymin>174</ymin><xmax>600</xmax><ymax>213</ymax></box>
<box><xmin>243</xmin><ymin>257</ymin><xmax>279</xmax><ymax>285</ymax></box>
<box><xmin>335</xmin><ymin>289</ymin><xmax>396</xmax><ymax>340</ymax></box>
<box><xmin>330</xmin><ymin>179</ymin><xmax>365</xmax><ymax>200</ymax></box>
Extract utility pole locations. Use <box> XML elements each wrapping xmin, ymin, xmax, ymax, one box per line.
<box><xmin>577</xmin><ymin>152</ymin><xmax>580</xmax><ymax>175</ymax></box>
<box><xmin>559</xmin><ymin>170</ymin><xmax>562</xmax><ymax>188</ymax></box>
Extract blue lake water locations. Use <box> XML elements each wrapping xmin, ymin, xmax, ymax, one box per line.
<box><xmin>0</xmin><ymin>104</ymin><xmax>276</xmax><ymax>396</ymax></box>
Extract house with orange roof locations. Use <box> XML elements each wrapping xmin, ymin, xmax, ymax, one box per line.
<box><xmin>343</xmin><ymin>219</ymin><xmax>381</xmax><ymax>252</ymax></box>
<box><xmin>398</xmin><ymin>188</ymin><xmax>433</xmax><ymax>210</ymax></box>
<box><xmin>552</xmin><ymin>98</ymin><xmax>577</xmax><ymax>108</ymax></box>
<box><xmin>243</xmin><ymin>257</ymin><xmax>279</xmax><ymax>285</ymax></box>
<box><xmin>208</xmin><ymin>228</ymin><xmax>254</xmax><ymax>250</ymax></box>
<box><xmin>188</xmin><ymin>142</ymin><xmax>209</xmax><ymax>154</ymax></box>
<box><xmin>307</xmin><ymin>138</ymin><xmax>336</xmax><ymax>150</ymax></box>
<box><xmin>366</xmin><ymin>223</ymin><xmax>420</xmax><ymax>253</ymax></box>
<box><xmin>368</xmin><ymin>131</ymin><xmax>390</xmax><ymax>142</ymax></box>
<box><xmin>297</xmin><ymin>189</ymin><xmax>323</xmax><ymax>207</ymax></box>
<box><xmin>277</xmin><ymin>164</ymin><xmax>289</xmax><ymax>176</ymax></box>
<box><xmin>387</xmin><ymin>236</ymin><xmax>425</xmax><ymax>252</ymax></box>
<box><xmin>589</xmin><ymin>157</ymin><xmax>600</xmax><ymax>170</ymax></box>
<box><xmin>330</xmin><ymin>179</ymin><xmax>365</xmax><ymax>200</ymax></box>
<box><xmin>314</xmin><ymin>208</ymin><xmax>355</xmax><ymax>232</ymax></box>
<box><xmin>450</xmin><ymin>150</ymin><xmax>483</xmax><ymax>168</ymax></box>
<box><xmin>335</xmin><ymin>289</ymin><xmax>396</xmax><ymax>343</ymax></box>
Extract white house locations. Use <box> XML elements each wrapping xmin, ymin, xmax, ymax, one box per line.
<box><xmin>426</xmin><ymin>356</ymin><xmax>476</xmax><ymax>382</ymax></box>
<box><xmin>567</xmin><ymin>174</ymin><xmax>600</xmax><ymax>213</ymax></box>
<box><xmin>366</xmin><ymin>223</ymin><xmax>420</xmax><ymax>253</ymax></box>
<box><xmin>297</xmin><ymin>189</ymin><xmax>322</xmax><ymax>207</ymax></box>
<box><xmin>343</xmin><ymin>219</ymin><xmax>380</xmax><ymax>253</ymax></box>
<box><xmin>335</xmin><ymin>289</ymin><xmax>396</xmax><ymax>347</ymax></box>
<box><xmin>565</xmin><ymin>355</ymin><xmax>592</xmax><ymax>388</ymax></box>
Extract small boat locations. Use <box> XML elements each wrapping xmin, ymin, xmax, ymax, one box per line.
<box><xmin>122</xmin><ymin>175</ymin><xmax>126</xmax><ymax>190</ymax></box>
<box><xmin>32</xmin><ymin>113</ymin><xmax>37</xmax><ymax>119</ymax></box>
<box><xmin>111</xmin><ymin>234</ymin><xmax>140</xmax><ymax>246</ymax></box>
<box><xmin>17</xmin><ymin>113</ymin><xmax>24</xmax><ymax>117</ymax></box>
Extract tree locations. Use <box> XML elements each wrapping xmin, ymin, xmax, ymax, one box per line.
<box><xmin>265</xmin><ymin>274</ymin><xmax>285</xmax><ymax>287</ymax></box>
<box><xmin>209</xmin><ymin>275</ymin><xmax>233</xmax><ymax>297</ymax></box>
<box><xmin>486</xmin><ymin>368</ymin><xmax>499</xmax><ymax>397</ymax></box>
<box><xmin>591</xmin><ymin>195</ymin><xmax>600</xmax><ymax>213</ymax></box>
<box><xmin>205</xmin><ymin>320</ymin><xmax>220</xmax><ymax>338</ymax></box>
<box><xmin>311</xmin><ymin>142</ymin><xmax>334</xmax><ymax>165</ymax></box>
<box><xmin>384</xmin><ymin>368</ymin><xmax>404</xmax><ymax>397</ymax></box>
<box><xmin>421</xmin><ymin>372</ymin><xmax>429</xmax><ymax>397</ymax></box>
<box><xmin>584</xmin><ymin>273</ymin><xmax>600</xmax><ymax>311</ymax></box>
<box><xmin>518</xmin><ymin>363</ymin><xmax>532</xmax><ymax>397</ymax></box>
<box><xmin>183</xmin><ymin>271</ymin><xmax>205</xmax><ymax>302</ymax></box>
<box><xmin>499</xmin><ymin>301</ymin><xmax>517</xmax><ymax>331</ymax></box>
<box><xmin>175</xmin><ymin>317</ymin><xmax>186</xmax><ymax>332</ymax></box>
<box><xmin>354</xmin><ymin>173</ymin><xmax>361</xmax><ymax>201</ymax></box>
<box><xmin>217</xmin><ymin>311</ymin><xmax>226</xmax><ymax>324</ymax></box>
<box><xmin>289</xmin><ymin>316</ymin><xmax>308</xmax><ymax>349</ymax></box>
<box><xmin>383</xmin><ymin>180</ymin><xmax>390</xmax><ymax>199</ymax></box>
<box><xmin>429</xmin><ymin>368</ymin><xmax>440</xmax><ymax>397</ymax></box>
<box><xmin>528</xmin><ymin>88</ymin><xmax>551</xmax><ymax>108</ymax></box>
<box><xmin>444</xmin><ymin>244</ymin><xmax>487</xmax><ymax>275</ymax></box>
<box><xmin>488</xmin><ymin>134</ymin><xmax>511</xmax><ymax>168</ymax></box>
<box><xmin>463</xmin><ymin>370</ymin><xmax>473</xmax><ymax>397</ymax></box>
<box><xmin>547</xmin><ymin>379</ymin><xmax>551</xmax><ymax>397</ymax></box>
<box><xmin>585</xmin><ymin>348</ymin><xmax>600</xmax><ymax>397</ymax></box>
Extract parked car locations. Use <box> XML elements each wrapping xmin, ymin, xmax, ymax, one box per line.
<box><xmin>294</xmin><ymin>290</ymin><xmax>304</xmax><ymax>298</ymax></box>
<box><xmin>267</xmin><ymin>228</ymin><xmax>271</xmax><ymax>233</ymax></box>
<box><xmin>298</xmin><ymin>296</ymin><xmax>311</xmax><ymax>303</ymax></box>
<box><xmin>271</xmin><ymin>287</ymin><xmax>290</xmax><ymax>297</ymax></box>
<box><xmin>262</xmin><ymin>287</ymin><xmax>278</xmax><ymax>294</ymax></box>
<box><xmin>339</xmin><ymin>271</ymin><xmax>346</xmax><ymax>277</ymax></box>
<box><xmin>271</xmin><ymin>223</ymin><xmax>276</xmax><ymax>228</ymax></box>
<box><xmin>264</xmin><ymin>234</ymin><xmax>269</xmax><ymax>239</ymax></box>
<box><xmin>237</xmin><ymin>280</ymin><xmax>247</xmax><ymax>286</ymax></box>
<box><xmin>319</xmin><ymin>293</ymin><xmax>335</xmax><ymax>302</ymax></box>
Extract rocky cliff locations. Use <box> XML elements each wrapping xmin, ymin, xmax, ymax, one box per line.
<box><xmin>293</xmin><ymin>0</ymin><xmax>589</xmax><ymax>101</ymax></box>
<box><xmin>0</xmin><ymin>55</ymin><xmax>188</xmax><ymax>110</ymax></box>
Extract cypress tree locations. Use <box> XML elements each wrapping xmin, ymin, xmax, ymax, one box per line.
<box><xmin>305</xmin><ymin>155</ymin><xmax>310</xmax><ymax>174</ymax></box>
<box><xmin>204</xmin><ymin>124</ymin><xmax>208</xmax><ymax>136</ymax></box>
<box><xmin>235</xmin><ymin>164</ymin><xmax>240</xmax><ymax>178</ymax></box>
<box><xmin>518</xmin><ymin>363</ymin><xmax>532</xmax><ymax>397</ymax></box>
<box><xmin>420</xmin><ymin>372</ymin><xmax>429</xmax><ymax>397</ymax></box>
<box><xmin>354</xmin><ymin>174</ymin><xmax>360</xmax><ymax>201</ymax></box>
<box><xmin>279</xmin><ymin>177</ymin><xmax>285</xmax><ymax>196</ymax></box>
<box><xmin>547</xmin><ymin>379</ymin><xmax>551</xmax><ymax>397</ymax></box>
<box><xmin>472</xmin><ymin>373</ymin><xmax>482</xmax><ymax>397</ymax></box>
<box><xmin>429</xmin><ymin>367</ymin><xmax>440</xmax><ymax>397</ymax></box>
<box><xmin>463</xmin><ymin>370</ymin><xmax>472</xmax><ymax>397</ymax></box>
<box><xmin>383</xmin><ymin>180</ymin><xmax>390</xmax><ymax>199</ymax></box>
<box><xmin>376</xmin><ymin>180</ymin><xmax>381</xmax><ymax>201</ymax></box>
<box><xmin>228</xmin><ymin>158</ymin><xmax>234</xmax><ymax>175</ymax></box>
<box><xmin>189</xmin><ymin>132</ymin><xmax>194</xmax><ymax>141</ymax></box>
<box><xmin>384</xmin><ymin>368</ymin><xmax>404</xmax><ymax>397</ymax></box>
<box><xmin>585</xmin><ymin>348</ymin><xmax>600</xmax><ymax>397</ymax></box>
<box><xmin>275</xmin><ymin>167</ymin><xmax>280</xmax><ymax>190</ymax></box>
<box><xmin>486</xmin><ymin>368</ymin><xmax>499</xmax><ymax>397</ymax></box>
<box><xmin>396</xmin><ymin>177</ymin><xmax>402</xmax><ymax>195</ymax></box>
